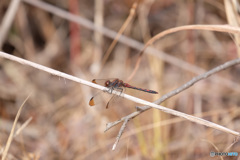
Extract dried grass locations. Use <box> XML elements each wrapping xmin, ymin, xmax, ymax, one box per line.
<box><xmin>0</xmin><ymin>0</ymin><xmax>240</xmax><ymax>159</ymax></box>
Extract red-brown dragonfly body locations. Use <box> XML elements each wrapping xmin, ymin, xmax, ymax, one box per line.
<box><xmin>89</xmin><ymin>79</ymin><xmax>158</xmax><ymax>108</ymax></box>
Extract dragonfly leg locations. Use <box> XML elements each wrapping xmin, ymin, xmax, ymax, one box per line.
<box><xmin>105</xmin><ymin>87</ymin><xmax>113</xmax><ymax>94</ymax></box>
<box><xmin>116</xmin><ymin>87</ymin><xmax>123</xmax><ymax>96</ymax></box>
<box><xmin>110</xmin><ymin>87</ymin><xmax>114</xmax><ymax>94</ymax></box>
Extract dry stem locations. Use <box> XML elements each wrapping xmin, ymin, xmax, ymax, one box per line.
<box><xmin>0</xmin><ymin>51</ymin><xmax>239</xmax><ymax>150</ymax></box>
<box><xmin>22</xmin><ymin>0</ymin><xmax>240</xmax><ymax>91</ymax></box>
<box><xmin>108</xmin><ymin>58</ymin><xmax>240</xmax><ymax>149</ymax></box>
<box><xmin>1</xmin><ymin>94</ymin><xmax>31</xmax><ymax>160</ymax></box>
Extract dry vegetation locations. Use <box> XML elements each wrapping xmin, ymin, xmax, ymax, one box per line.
<box><xmin>0</xmin><ymin>0</ymin><xmax>240</xmax><ymax>159</ymax></box>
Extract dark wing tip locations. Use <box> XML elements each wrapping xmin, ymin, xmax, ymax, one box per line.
<box><xmin>106</xmin><ymin>102</ymin><xmax>109</xmax><ymax>109</ymax></box>
<box><xmin>92</xmin><ymin>79</ymin><xmax>97</xmax><ymax>83</ymax></box>
<box><xmin>89</xmin><ymin>97</ymin><xmax>95</xmax><ymax>106</ymax></box>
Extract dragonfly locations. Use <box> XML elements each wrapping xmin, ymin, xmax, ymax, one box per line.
<box><xmin>89</xmin><ymin>78</ymin><xmax>158</xmax><ymax>109</ymax></box>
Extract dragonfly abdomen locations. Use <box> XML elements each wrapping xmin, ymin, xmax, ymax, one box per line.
<box><xmin>124</xmin><ymin>85</ymin><xmax>158</xmax><ymax>94</ymax></box>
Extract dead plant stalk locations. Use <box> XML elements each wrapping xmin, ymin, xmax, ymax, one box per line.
<box><xmin>0</xmin><ymin>51</ymin><xmax>239</xmax><ymax>150</ymax></box>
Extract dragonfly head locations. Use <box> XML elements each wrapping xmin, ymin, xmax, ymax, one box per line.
<box><xmin>105</xmin><ymin>80</ymin><xmax>110</xmax><ymax>87</ymax></box>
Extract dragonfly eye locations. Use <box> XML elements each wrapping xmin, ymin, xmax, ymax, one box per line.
<box><xmin>105</xmin><ymin>80</ymin><xmax>110</xmax><ymax>87</ymax></box>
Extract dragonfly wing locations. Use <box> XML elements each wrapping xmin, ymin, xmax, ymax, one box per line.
<box><xmin>105</xmin><ymin>94</ymin><xmax>117</xmax><ymax>109</ymax></box>
<box><xmin>91</xmin><ymin>78</ymin><xmax>117</xmax><ymax>86</ymax></box>
<box><xmin>89</xmin><ymin>97</ymin><xmax>95</xmax><ymax>106</ymax></box>
<box><xmin>92</xmin><ymin>79</ymin><xmax>97</xmax><ymax>84</ymax></box>
<box><xmin>89</xmin><ymin>90</ymin><xmax>103</xmax><ymax>107</ymax></box>
<box><xmin>105</xmin><ymin>87</ymin><xmax>125</xmax><ymax>108</ymax></box>
<box><xmin>89</xmin><ymin>79</ymin><xmax>124</xmax><ymax>108</ymax></box>
<box><xmin>89</xmin><ymin>90</ymin><xmax>113</xmax><ymax>108</ymax></box>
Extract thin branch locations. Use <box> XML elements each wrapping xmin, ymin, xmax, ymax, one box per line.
<box><xmin>145</xmin><ymin>25</ymin><xmax>240</xmax><ymax>48</ymax></box>
<box><xmin>108</xmin><ymin>92</ymin><xmax>240</xmax><ymax>149</ymax></box>
<box><xmin>22</xmin><ymin>0</ymin><xmax>240</xmax><ymax>91</ymax></box>
<box><xmin>101</xmin><ymin>2</ymin><xmax>138</xmax><ymax>67</ymax></box>
<box><xmin>147</xmin><ymin>57</ymin><xmax>240</xmax><ymax>109</ymax></box>
<box><xmin>0</xmin><ymin>0</ymin><xmax>21</xmax><ymax>49</ymax></box>
<box><xmin>0</xmin><ymin>51</ymin><xmax>106</xmax><ymax>91</ymax></box>
<box><xmin>1</xmin><ymin>0</ymin><xmax>238</xmax><ymax>153</ymax></box>
<box><xmin>112</xmin><ymin>119</ymin><xmax>129</xmax><ymax>150</ymax></box>
<box><xmin>106</xmin><ymin>58</ymin><xmax>240</xmax><ymax>132</ymax></box>
<box><xmin>1</xmin><ymin>51</ymin><xmax>239</xmax><ymax>150</ymax></box>
<box><xmin>14</xmin><ymin>117</ymin><xmax>32</xmax><ymax>137</ymax></box>
<box><xmin>0</xmin><ymin>117</ymin><xmax>33</xmax><ymax>157</ymax></box>
<box><xmin>128</xmin><ymin>24</ymin><xmax>240</xmax><ymax>80</ymax></box>
<box><xmin>1</xmin><ymin>94</ymin><xmax>31</xmax><ymax>160</ymax></box>
<box><xmin>122</xmin><ymin>107</ymin><xmax>239</xmax><ymax>138</ymax></box>
<box><xmin>107</xmin><ymin>58</ymin><xmax>240</xmax><ymax>149</ymax></box>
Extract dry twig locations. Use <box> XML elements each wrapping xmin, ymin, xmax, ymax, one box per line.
<box><xmin>1</xmin><ymin>51</ymin><xmax>239</xmax><ymax>150</ymax></box>
<box><xmin>1</xmin><ymin>94</ymin><xmax>31</xmax><ymax>160</ymax></box>
<box><xmin>101</xmin><ymin>2</ymin><xmax>138</xmax><ymax>67</ymax></box>
<box><xmin>107</xmin><ymin>58</ymin><xmax>240</xmax><ymax>149</ymax></box>
<box><xmin>0</xmin><ymin>0</ymin><xmax>21</xmax><ymax>49</ymax></box>
<box><xmin>127</xmin><ymin>24</ymin><xmax>240</xmax><ymax>80</ymax></box>
<box><xmin>22</xmin><ymin>0</ymin><xmax>240</xmax><ymax>92</ymax></box>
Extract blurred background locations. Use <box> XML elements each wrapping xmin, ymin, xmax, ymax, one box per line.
<box><xmin>0</xmin><ymin>0</ymin><xmax>240</xmax><ymax>159</ymax></box>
